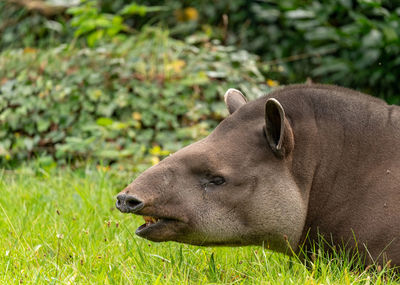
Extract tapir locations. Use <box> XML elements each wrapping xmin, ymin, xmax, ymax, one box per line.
<box><xmin>116</xmin><ymin>84</ymin><xmax>400</xmax><ymax>266</ymax></box>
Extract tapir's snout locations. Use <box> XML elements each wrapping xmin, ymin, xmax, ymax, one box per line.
<box><xmin>116</xmin><ymin>194</ymin><xmax>144</xmax><ymax>213</ymax></box>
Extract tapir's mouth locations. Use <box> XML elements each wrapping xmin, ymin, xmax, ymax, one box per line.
<box><xmin>135</xmin><ymin>215</ymin><xmax>183</xmax><ymax>240</ymax></box>
<box><xmin>136</xmin><ymin>216</ymin><xmax>162</xmax><ymax>232</ymax></box>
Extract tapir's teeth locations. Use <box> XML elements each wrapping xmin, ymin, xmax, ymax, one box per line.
<box><xmin>143</xmin><ymin>216</ymin><xmax>159</xmax><ymax>225</ymax></box>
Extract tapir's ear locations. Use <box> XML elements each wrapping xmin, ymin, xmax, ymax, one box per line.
<box><xmin>265</xmin><ymin>98</ymin><xmax>294</xmax><ymax>157</ymax></box>
<box><xmin>224</xmin><ymin>88</ymin><xmax>247</xmax><ymax>114</ymax></box>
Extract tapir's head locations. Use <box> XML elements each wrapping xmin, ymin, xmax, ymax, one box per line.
<box><xmin>116</xmin><ymin>89</ymin><xmax>307</xmax><ymax>252</ymax></box>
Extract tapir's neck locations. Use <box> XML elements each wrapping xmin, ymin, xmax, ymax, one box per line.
<box><xmin>271</xmin><ymin>84</ymin><xmax>400</xmax><ymax>247</ymax></box>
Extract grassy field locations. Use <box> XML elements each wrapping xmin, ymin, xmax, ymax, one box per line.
<box><xmin>0</xmin><ymin>166</ymin><xmax>398</xmax><ymax>284</ymax></box>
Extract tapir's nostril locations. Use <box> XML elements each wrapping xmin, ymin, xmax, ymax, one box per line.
<box><xmin>126</xmin><ymin>196</ymin><xmax>143</xmax><ymax>209</ymax></box>
<box><xmin>116</xmin><ymin>194</ymin><xmax>144</xmax><ymax>213</ymax></box>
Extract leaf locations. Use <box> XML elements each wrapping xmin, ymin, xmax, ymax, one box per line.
<box><xmin>251</xmin><ymin>4</ymin><xmax>280</xmax><ymax>22</ymax></box>
<box><xmin>312</xmin><ymin>61</ymin><xmax>349</xmax><ymax>77</ymax></box>
<box><xmin>120</xmin><ymin>3</ymin><xmax>148</xmax><ymax>16</ymax></box>
<box><xmin>96</xmin><ymin>117</ymin><xmax>113</xmax><ymax>126</ymax></box>
<box><xmin>179</xmin><ymin>71</ymin><xmax>209</xmax><ymax>85</ymax></box>
<box><xmin>87</xmin><ymin>30</ymin><xmax>105</xmax><ymax>47</ymax></box>
<box><xmin>305</xmin><ymin>27</ymin><xmax>339</xmax><ymax>41</ymax></box>
<box><xmin>382</xmin><ymin>26</ymin><xmax>398</xmax><ymax>42</ymax></box>
<box><xmin>285</xmin><ymin>9</ymin><xmax>315</xmax><ymax>19</ymax></box>
<box><xmin>96</xmin><ymin>149</ymin><xmax>127</xmax><ymax>158</ymax></box>
<box><xmin>362</xmin><ymin>29</ymin><xmax>382</xmax><ymax>47</ymax></box>
<box><xmin>37</xmin><ymin>120</ymin><xmax>51</xmax><ymax>132</ymax></box>
<box><xmin>24</xmin><ymin>138</ymin><xmax>34</xmax><ymax>151</ymax></box>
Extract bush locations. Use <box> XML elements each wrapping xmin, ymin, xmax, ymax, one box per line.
<box><xmin>0</xmin><ymin>28</ymin><xmax>274</xmax><ymax>168</ymax></box>
<box><xmin>0</xmin><ymin>1</ymin><xmax>72</xmax><ymax>49</ymax></box>
<box><xmin>4</xmin><ymin>1</ymin><xmax>400</xmax><ymax>101</ymax></box>
<box><xmin>163</xmin><ymin>0</ymin><xmax>400</xmax><ymax>102</ymax></box>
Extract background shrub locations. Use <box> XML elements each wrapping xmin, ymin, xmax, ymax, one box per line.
<box><xmin>155</xmin><ymin>0</ymin><xmax>400</xmax><ymax>102</ymax></box>
<box><xmin>2</xmin><ymin>1</ymin><xmax>400</xmax><ymax>100</ymax></box>
<box><xmin>0</xmin><ymin>28</ymin><xmax>273</xmax><ymax>167</ymax></box>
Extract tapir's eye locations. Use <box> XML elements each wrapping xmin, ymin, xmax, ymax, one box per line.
<box><xmin>201</xmin><ymin>175</ymin><xmax>226</xmax><ymax>191</ymax></box>
<box><xmin>209</xmin><ymin>176</ymin><xmax>225</xmax><ymax>186</ymax></box>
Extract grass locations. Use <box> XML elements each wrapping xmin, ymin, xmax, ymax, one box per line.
<box><xmin>0</xmin><ymin>166</ymin><xmax>398</xmax><ymax>284</ymax></box>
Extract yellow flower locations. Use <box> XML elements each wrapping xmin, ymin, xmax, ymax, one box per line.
<box><xmin>184</xmin><ymin>7</ymin><xmax>198</xmax><ymax>21</ymax></box>
<box><xmin>151</xmin><ymin>156</ymin><xmax>160</xmax><ymax>166</ymax></box>
<box><xmin>166</xmin><ymin>60</ymin><xmax>186</xmax><ymax>73</ymax></box>
<box><xmin>149</xmin><ymin>145</ymin><xmax>170</xmax><ymax>156</ymax></box>
<box><xmin>23</xmin><ymin>47</ymin><xmax>37</xmax><ymax>54</ymax></box>
<box><xmin>93</xmin><ymin>89</ymin><xmax>102</xmax><ymax>99</ymax></box>
<box><xmin>175</xmin><ymin>7</ymin><xmax>198</xmax><ymax>22</ymax></box>
<box><xmin>132</xmin><ymin>112</ymin><xmax>142</xmax><ymax>121</ymax></box>
<box><xmin>96</xmin><ymin>165</ymin><xmax>110</xmax><ymax>172</ymax></box>
<box><xmin>267</xmin><ymin>79</ymin><xmax>279</xmax><ymax>87</ymax></box>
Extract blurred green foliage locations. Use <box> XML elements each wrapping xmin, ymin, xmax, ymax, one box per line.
<box><xmin>67</xmin><ymin>1</ymin><xmax>167</xmax><ymax>47</ymax></box>
<box><xmin>143</xmin><ymin>0</ymin><xmax>400</xmax><ymax>101</ymax></box>
<box><xmin>1</xmin><ymin>0</ymin><xmax>400</xmax><ymax>166</ymax></box>
<box><xmin>2</xmin><ymin>0</ymin><xmax>399</xmax><ymax>100</ymax></box>
<box><xmin>0</xmin><ymin>28</ymin><xmax>271</xmax><ymax>167</ymax></box>
<box><xmin>0</xmin><ymin>1</ymin><xmax>71</xmax><ymax>49</ymax></box>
